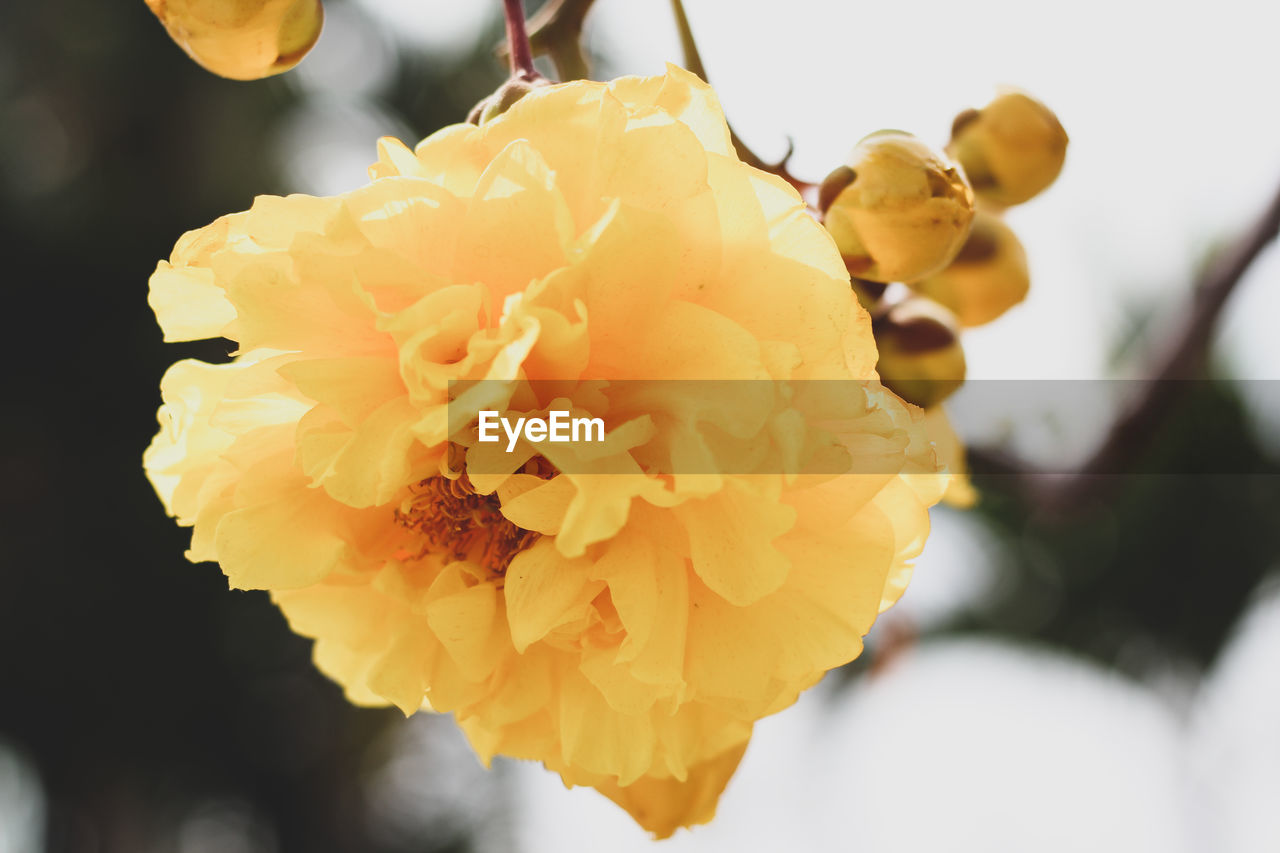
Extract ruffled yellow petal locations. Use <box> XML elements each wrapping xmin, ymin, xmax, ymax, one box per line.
<box><xmin>924</xmin><ymin>405</ymin><xmax>979</xmax><ymax>508</ymax></box>
<box><xmin>454</xmin><ymin>141</ymin><xmax>576</xmax><ymax>301</ymax></box>
<box><xmin>213</xmin><ymin>462</ymin><xmax>358</xmax><ymax>589</ymax></box>
<box><xmin>423</xmin><ymin>566</ymin><xmax>509</xmax><ymax>681</ymax></box>
<box><xmin>144</xmin><ymin>358</ymin><xmax>239</xmax><ymax>521</ymax></box>
<box><xmin>593</xmin><ymin>740</ymin><xmax>749</xmax><ymax>839</ymax></box>
<box><xmin>675</xmin><ymin>478</ymin><xmax>795</xmax><ymax>607</ymax></box>
<box><xmin>608</xmin><ymin>64</ymin><xmax>735</xmax><ymax>159</ymax></box>
<box><xmin>283</xmin><ymin>357</ymin><xmax>428</xmax><ymax>507</ymax></box>
<box><xmin>588</xmin><ymin>519</ymin><xmax>689</xmax><ymax>692</ymax></box>
<box><xmin>504</xmin><ymin>542</ymin><xmax>603</xmax><ymax>653</ymax></box>
<box><xmin>148</xmin><ymin>263</ymin><xmax>238</xmax><ymax>342</ymax></box>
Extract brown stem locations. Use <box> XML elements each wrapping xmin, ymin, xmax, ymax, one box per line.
<box><xmin>498</xmin><ymin>0</ymin><xmax>597</xmax><ymax>81</ymax></box>
<box><xmin>502</xmin><ymin>0</ymin><xmax>537</xmax><ymax>80</ymax></box>
<box><xmin>668</xmin><ymin>0</ymin><xmax>708</xmax><ymax>82</ymax></box>
<box><xmin>667</xmin><ymin>0</ymin><xmax>813</xmax><ymax>193</ymax></box>
<box><xmin>971</xmin><ymin>175</ymin><xmax>1280</xmax><ymax>513</ymax></box>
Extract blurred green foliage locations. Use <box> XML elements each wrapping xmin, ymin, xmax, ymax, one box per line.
<box><xmin>965</xmin><ymin>381</ymin><xmax>1280</xmax><ymax>670</ymax></box>
<box><xmin>0</xmin><ymin>1</ymin><xmax>508</xmax><ymax>850</ymax></box>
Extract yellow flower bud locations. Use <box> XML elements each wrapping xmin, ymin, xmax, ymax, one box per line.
<box><xmin>144</xmin><ymin>0</ymin><xmax>324</xmax><ymax>80</ymax></box>
<box><xmin>875</xmin><ymin>296</ymin><xmax>966</xmax><ymax>409</ymax></box>
<box><xmin>948</xmin><ymin>91</ymin><xmax>1068</xmax><ymax>207</ymax></box>
<box><xmin>911</xmin><ymin>209</ymin><xmax>1029</xmax><ymax>327</ymax></box>
<box><xmin>820</xmin><ymin>131</ymin><xmax>975</xmax><ymax>285</ymax></box>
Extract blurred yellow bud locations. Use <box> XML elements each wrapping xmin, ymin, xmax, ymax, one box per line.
<box><xmin>948</xmin><ymin>91</ymin><xmax>1068</xmax><ymax>207</ymax></box>
<box><xmin>875</xmin><ymin>296</ymin><xmax>966</xmax><ymax>409</ymax></box>
<box><xmin>820</xmin><ymin>131</ymin><xmax>975</xmax><ymax>284</ymax></box>
<box><xmin>912</xmin><ymin>209</ymin><xmax>1029</xmax><ymax>327</ymax></box>
<box><xmin>144</xmin><ymin>0</ymin><xmax>323</xmax><ymax>80</ymax></box>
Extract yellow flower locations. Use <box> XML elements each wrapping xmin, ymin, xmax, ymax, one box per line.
<box><xmin>144</xmin><ymin>66</ymin><xmax>946</xmax><ymax>837</ymax></box>
<box><xmin>144</xmin><ymin>0</ymin><xmax>324</xmax><ymax>80</ymax></box>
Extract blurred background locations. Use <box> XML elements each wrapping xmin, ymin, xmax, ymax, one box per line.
<box><xmin>1</xmin><ymin>0</ymin><xmax>1278</xmax><ymax>850</ymax></box>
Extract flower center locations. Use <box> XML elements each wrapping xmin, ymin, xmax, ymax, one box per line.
<box><xmin>394</xmin><ymin>464</ymin><xmax>546</xmax><ymax>579</ymax></box>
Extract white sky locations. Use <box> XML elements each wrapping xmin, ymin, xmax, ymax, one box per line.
<box><xmin>287</xmin><ymin>0</ymin><xmax>1280</xmax><ymax>467</ymax></box>
<box><xmin>259</xmin><ymin>9</ymin><xmax>1280</xmax><ymax>847</ymax></box>
<box><xmin>546</xmin><ymin>3</ymin><xmax>1280</xmax><ymax>848</ymax></box>
<box><xmin>581</xmin><ymin>0</ymin><xmax>1280</xmax><ymax>467</ymax></box>
<box><xmin>590</xmin><ymin>0</ymin><xmax>1280</xmax><ymax>380</ymax></box>
<box><xmin>506</xmin><ymin>583</ymin><xmax>1280</xmax><ymax>852</ymax></box>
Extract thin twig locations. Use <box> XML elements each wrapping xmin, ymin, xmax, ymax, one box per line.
<box><xmin>668</xmin><ymin>0</ymin><xmax>761</xmax><ymax>168</ymax></box>
<box><xmin>497</xmin><ymin>0</ymin><xmax>597</xmax><ymax>81</ymax></box>
<box><xmin>667</xmin><ymin>0</ymin><xmax>811</xmax><ymax>192</ymax></box>
<box><xmin>667</xmin><ymin>0</ymin><xmax>708</xmax><ymax>82</ymax></box>
<box><xmin>970</xmin><ymin>175</ymin><xmax>1280</xmax><ymax>513</ymax></box>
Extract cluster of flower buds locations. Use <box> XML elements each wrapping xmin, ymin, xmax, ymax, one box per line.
<box><xmin>817</xmin><ymin>91</ymin><xmax>1068</xmax><ymax>412</ymax></box>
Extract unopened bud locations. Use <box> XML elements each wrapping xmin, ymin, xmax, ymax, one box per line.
<box><xmin>875</xmin><ymin>296</ymin><xmax>966</xmax><ymax>409</ymax></box>
<box><xmin>911</xmin><ymin>210</ymin><xmax>1029</xmax><ymax>326</ymax></box>
<box><xmin>145</xmin><ymin>0</ymin><xmax>324</xmax><ymax>80</ymax></box>
<box><xmin>821</xmin><ymin>131</ymin><xmax>975</xmax><ymax>284</ymax></box>
<box><xmin>947</xmin><ymin>91</ymin><xmax>1068</xmax><ymax>207</ymax></box>
<box><xmin>468</xmin><ymin>76</ymin><xmax>554</xmax><ymax>125</ymax></box>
